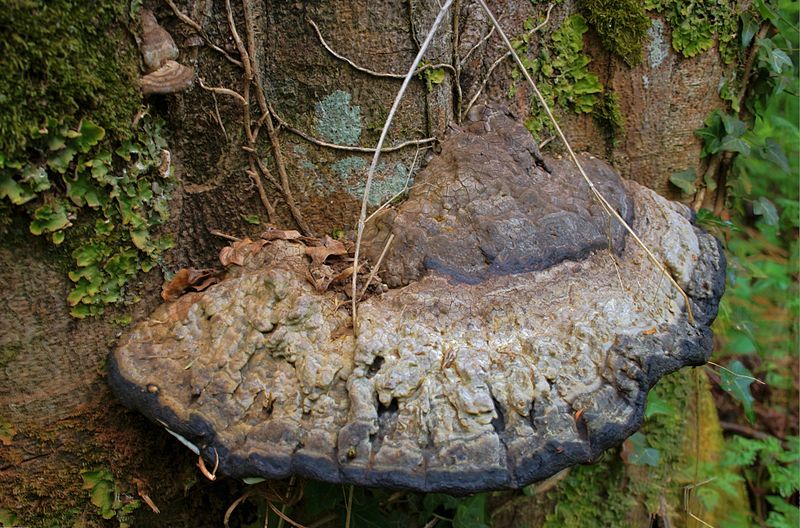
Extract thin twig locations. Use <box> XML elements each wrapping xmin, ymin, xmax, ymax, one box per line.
<box><xmin>462</xmin><ymin>3</ymin><xmax>554</xmax><ymax>120</ymax></box>
<box><xmin>706</xmin><ymin>361</ymin><xmax>766</xmax><ymax>384</ymax></box>
<box><xmin>352</xmin><ymin>0</ymin><xmax>455</xmax><ymax>329</ymax></box>
<box><xmin>359</xmin><ymin>234</ymin><xmax>394</xmax><ymax>300</ymax></box>
<box><xmin>344</xmin><ymin>485</ymin><xmax>354</xmax><ymax>528</ymax></box>
<box><xmin>268</xmin><ymin>502</ymin><xmax>308</xmax><ymax>528</ymax></box>
<box><xmin>475</xmin><ymin>0</ymin><xmax>695</xmax><ymax>324</ymax></box>
<box><xmin>209</xmin><ymin>228</ymin><xmax>241</xmax><ymax>241</ymax></box>
<box><xmin>271</xmin><ymin>108</ymin><xmax>436</xmax><ymax>152</ymax></box>
<box><xmin>210</xmin><ymin>91</ymin><xmax>229</xmax><ymax>142</ymax></box>
<box><xmin>198</xmin><ymin>78</ymin><xmax>247</xmax><ymax>105</ymax></box>
<box><xmin>165</xmin><ymin>0</ymin><xmax>244</xmax><ymax>67</ymax></box>
<box><xmin>307</xmin><ymin>16</ymin><xmax>456</xmax><ymax>79</ymax></box>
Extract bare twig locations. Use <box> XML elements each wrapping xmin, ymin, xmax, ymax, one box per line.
<box><xmin>307</xmin><ymin>16</ymin><xmax>455</xmax><ymax>78</ymax></box>
<box><xmin>209</xmin><ymin>91</ymin><xmax>229</xmax><ymax>142</ymax></box>
<box><xmin>359</xmin><ymin>234</ymin><xmax>394</xmax><ymax>300</ymax></box>
<box><xmin>268</xmin><ymin>502</ymin><xmax>308</xmax><ymax>528</ymax></box>
<box><xmin>271</xmin><ymin>107</ymin><xmax>437</xmax><ymax>153</ymax></box>
<box><xmin>198</xmin><ymin>78</ymin><xmax>247</xmax><ymax>105</ymax></box>
<box><xmin>209</xmin><ymin>228</ymin><xmax>241</xmax><ymax>241</ymax></box>
<box><xmin>462</xmin><ymin>3</ymin><xmax>554</xmax><ymax>120</ymax></box>
<box><xmin>165</xmin><ymin>0</ymin><xmax>243</xmax><ymax>67</ymax></box>
<box><xmin>475</xmin><ymin>0</ymin><xmax>695</xmax><ymax>324</ymax></box>
<box><xmin>352</xmin><ymin>0</ymin><xmax>455</xmax><ymax>328</ymax></box>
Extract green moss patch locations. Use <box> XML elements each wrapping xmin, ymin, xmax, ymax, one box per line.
<box><xmin>580</xmin><ymin>0</ymin><xmax>651</xmax><ymax>67</ymax></box>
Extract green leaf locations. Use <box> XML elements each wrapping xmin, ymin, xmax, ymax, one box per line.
<box><xmin>52</xmin><ymin>231</ymin><xmax>65</xmax><ymax>245</ymax></box>
<box><xmin>741</xmin><ymin>12</ymin><xmax>759</xmax><ymax>48</ymax></box>
<box><xmin>425</xmin><ymin>68</ymin><xmax>446</xmax><ymax>86</ymax></box>
<box><xmin>761</xmin><ymin>138</ymin><xmax>790</xmax><ymax>172</ymax></box>
<box><xmin>645</xmin><ymin>390</ymin><xmax>675</xmax><ymax>419</ymax></box>
<box><xmin>719</xmin><ymin>360</ymin><xmax>757</xmax><ymax>422</ymax></box>
<box><xmin>21</xmin><ymin>165</ymin><xmax>50</xmax><ymax>192</ymax></box>
<box><xmin>30</xmin><ymin>202</ymin><xmax>71</xmax><ymax>235</ymax></box>
<box><xmin>241</xmin><ymin>214</ymin><xmax>261</xmax><ymax>225</ymax></box>
<box><xmin>718</xmin><ymin>135</ymin><xmax>752</xmax><ymax>155</ymax></box>
<box><xmin>0</xmin><ymin>173</ymin><xmax>35</xmax><ymax>204</ymax></box>
<box><xmin>669</xmin><ymin>168</ymin><xmax>697</xmax><ymax>194</ymax></box>
<box><xmin>453</xmin><ymin>494</ymin><xmax>489</xmax><ymax>528</ymax></box>
<box><xmin>75</xmin><ymin>121</ymin><xmax>105</xmax><ymax>153</ymax></box>
<box><xmin>47</xmin><ymin>146</ymin><xmax>76</xmax><ymax>174</ymax></box>
<box><xmin>625</xmin><ymin>432</ymin><xmax>661</xmax><ymax>466</ymax></box>
<box><xmin>242</xmin><ymin>477</ymin><xmax>266</xmax><ymax>485</ymax></box>
<box><xmin>66</xmin><ymin>172</ymin><xmax>102</xmax><ymax>208</ymax></box>
<box><xmin>753</xmin><ymin>197</ymin><xmax>780</xmax><ymax>225</ymax></box>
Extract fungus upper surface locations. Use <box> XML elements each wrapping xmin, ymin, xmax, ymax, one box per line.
<box><xmin>109</xmin><ymin>107</ymin><xmax>725</xmax><ymax>493</ymax></box>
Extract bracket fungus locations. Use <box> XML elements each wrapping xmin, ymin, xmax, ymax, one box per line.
<box><xmin>138</xmin><ymin>8</ymin><xmax>194</xmax><ymax>95</ymax></box>
<box><xmin>109</xmin><ymin>106</ymin><xmax>725</xmax><ymax>493</ymax></box>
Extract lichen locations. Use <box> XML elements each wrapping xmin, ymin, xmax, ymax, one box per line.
<box><xmin>331</xmin><ymin>156</ymin><xmax>410</xmax><ymax>206</ymax></box>
<box><xmin>0</xmin><ymin>0</ymin><xmax>141</xmax><ymax>157</ymax></box>
<box><xmin>314</xmin><ymin>91</ymin><xmax>362</xmax><ymax>146</ymax></box>
<box><xmin>647</xmin><ymin>19</ymin><xmax>669</xmax><ymax>69</ymax></box>
<box><xmin>580</xmin><ymin>0</ymin><xmax>651</xmax><ymax>67</ymax></box>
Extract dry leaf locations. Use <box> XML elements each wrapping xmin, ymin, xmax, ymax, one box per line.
<box><xmin>331</xmin><ymin>266</ymin><xmax>354</xmax><ymax>283</ymax></box>
<box><xmin>261</xmin><ymin>228</ymin><xmax>302</xmax><ymax>241</ymax></box>
<box><xmin>162</xmin><ymin>268</ymin><xmax>220</xmax><ymax>301</ymax></box>
<box><xmin>219</xmin><ymin>237</ymin><xmax>267</xmax><ymax>267</ymax></box>
<box><xmin>642</xmin><ymin>327</ymin><xmax>657</xmax><ymax>335</ymax></box>
<box><xmin>305</xmin><ymin>236</ymin><xmax>347</xmax><ymax>266</ymax></box>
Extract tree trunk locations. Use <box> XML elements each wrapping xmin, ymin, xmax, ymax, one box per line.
<box><xmin>0</xmin><ymin>1</ymin><xmax>741</xmax><ymax>526</ymax></box>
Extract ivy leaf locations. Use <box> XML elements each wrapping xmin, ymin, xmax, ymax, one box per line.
<box><xmin>670</xmin><ymin>168</ymin><xmax>697</xmax><ymax>194</ymax></box>
<box><xmin>753</xmin><ymin>197</ymin><xmax>779</xmax><ymax>225</ymax></box>
<box><xmin>740</xmin><ymin>12</ymin><xmax>759</xmax><ymax>48</ymax></box>
<box><xmin>0</xmin><ymin>173</ymin><xmax>36</xmax><ymax>204</ymax></box>
<box><xmin>453</xmin><ymin>494</ymin><xmax>489</xmax><ymax>528</ymax></box>
<box><xmin>761</xmin><ymin>138</ymin><xmax>790</xmax><ymax>172</ymax></box>
<box><xmin>645</xmin><ymin>391</ymin><xmax>675</xmax><ymax>419</ymax></box>
<box><xmin>622</xmin><ymin>432</ymin><xmax>661</xmax><ymax>466</ymax></box>
<box><xmin>719</xmin><ymin>360</ymin><xmax>757</xmax><ymax>423</ymax></box>
<box><xmin>718</xmin><ymin>135</ymin><xmax>751</xmax><ymax>155</ymax></box>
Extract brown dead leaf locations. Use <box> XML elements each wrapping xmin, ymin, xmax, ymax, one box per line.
<box><xmin>305</xmin><ymin>236</ymin><xmax>347</xmax><ymax>266</ymax></box>
<box><xmin>219</xmin><ymin>237</ymin><xmax>267</xmax><ymax>267</ymax></box>
<box><xmin>260</xmin><ymin>227</ymin><xmax>302</xmax><ymax>241</ymax></box>
<box><xmin>331</xmin><ymin>266</ymin><xmax>354</xmax><ymax>283</ymax></box>
<box><xmin>642</xmin><ymin>327</ymin><xmax>657</xmax><ymax>335</ymax></box>
<box><xmin>162</xmin><ymin>268</ymin><xmax>220</xmax><ymax>301</ymax></box>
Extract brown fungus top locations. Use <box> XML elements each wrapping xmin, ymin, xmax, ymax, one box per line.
<box><xmin>109</xmin><ymin>107</ymin><xmax>725</xmax><ymax>493</ymax></box>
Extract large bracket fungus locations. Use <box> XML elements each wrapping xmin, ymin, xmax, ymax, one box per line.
<box><xmin>109</xmin><ymin>106</ymin><xmax>725</xmax><ymax>493</ymax></box>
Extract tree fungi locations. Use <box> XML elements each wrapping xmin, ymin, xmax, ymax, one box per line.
<box><xmin>137</xmin><ymin>8</ymin><xmax>194</xmax><ymax>95</ymax></box>
<box><xmin>109</xmin><ymin>106</ymin><xmax>725</xmax><ymax>493</ymax></box>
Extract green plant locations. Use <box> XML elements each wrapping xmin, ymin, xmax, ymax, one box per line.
<box><xmin>580</xmin><ymin>0</ymin><xmax>651</xmax><ymax>66</ymax></box>
<box><xmin>80</xmin><ymin>468</ymin><xmax>141</xmax><ymax>526</ymax></box>
<box><xmin>644</xmin><ymin>0</ymin><xmax>740</xmax><ymax>63</ymax></box>
<box><xmin>512</xmin><ymin>14</ymin><xmax>604</xmax><ymax>137</ymax></box>
<box><xmin>0</xmin><ymin>113</ymin><xmax>175</xmax><ymax>317</ymax></box>
<box><xmin>0</xmin><ymin>0</ymin><xmax>140</xmax><ymax>158</ymax></box>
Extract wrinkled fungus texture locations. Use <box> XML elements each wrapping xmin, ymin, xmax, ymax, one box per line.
<box><xmin>109</xmin><ymin>107</ymin><xmax>725</xmax><ymax>493</ymax></box>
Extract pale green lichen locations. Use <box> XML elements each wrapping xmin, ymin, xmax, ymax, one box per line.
<box><xmin>647</xmin><ymin>19</ymin><xmax>669</xmax><ymax>69</ymax></box>
<box><xmin>332</xmin><ymin>156</ymin><xmax>410</xmax><ymax>206</ymax></box>
<box><xmin>314</xmin><ymin>91</ymin><xmax>362</xmax><ymax>146</ymax></box>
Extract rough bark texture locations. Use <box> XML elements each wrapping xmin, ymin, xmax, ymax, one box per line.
<box><xmin>0</xmin><ymin>0</ymin><xmax>733</xmax><ymax>525</ymax></box>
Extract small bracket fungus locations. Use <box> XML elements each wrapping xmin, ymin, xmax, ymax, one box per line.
<box><xmin>109</xmin><ymin>106</ymin><xmax>725</xmax><ymax>493</ymax></box>
<box><xmin>138</xmin><ymin>8</ymin><xmax>194</xmax><ymax>95</ymax></box>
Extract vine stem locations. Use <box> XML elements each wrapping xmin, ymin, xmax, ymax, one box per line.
<box><xmin>351</xmin><ymin>0</ymin><xmax>454</xmax><ymax>330</ymax></box>
<box><xmin>474</xmin><ymin>0</ymin><xmax>694</xmax><ymax>324</ymax></box>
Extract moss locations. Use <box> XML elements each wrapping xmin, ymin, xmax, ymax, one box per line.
<box><xmin>0</xmin><ymin>344</ymin><xmax>21</xmax><ymax>369</ymax></box>
<box><xmin>580</xmin><ymin>0</ymin><xmax>651</xmax><ymax>67</ymax></box>
<box><xmin>594</xmin><ymin>90</ymin><xmax>625</xmax><ymax>147</ymax></box>
<box><xmin>0</xmin><ymin>0</ymin><xmax>141</xmax><ymax>157</ymax></box>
